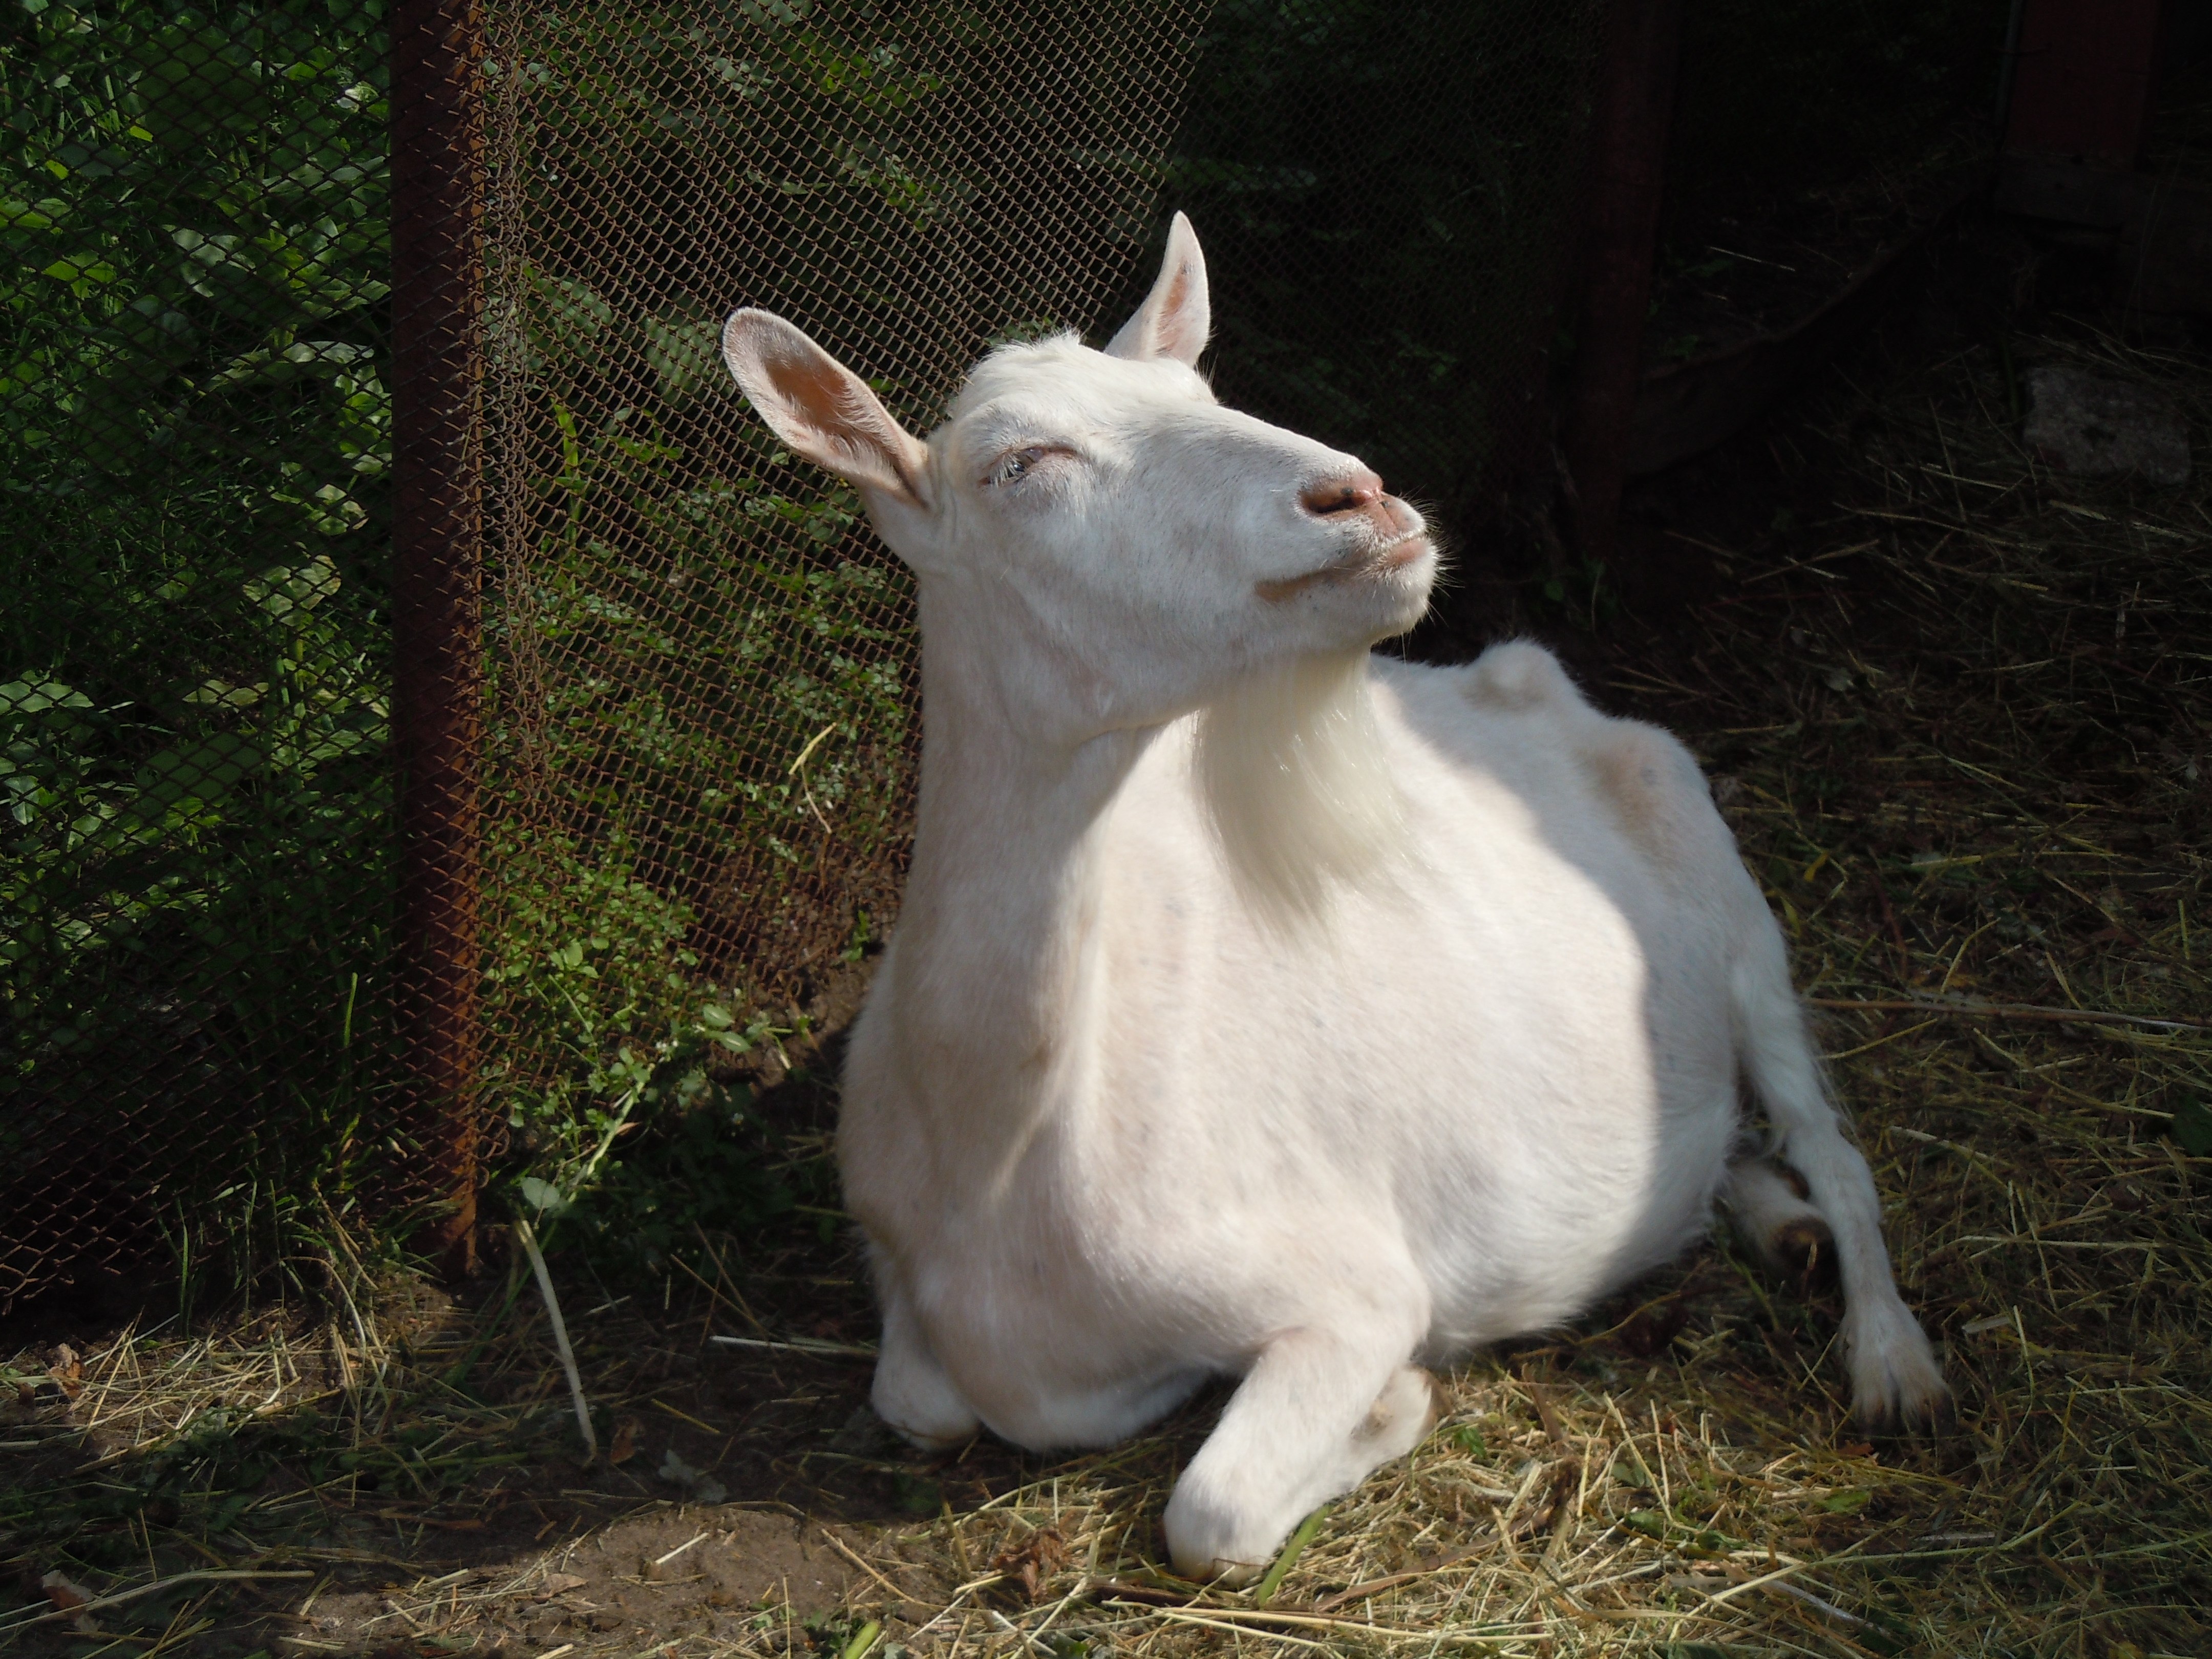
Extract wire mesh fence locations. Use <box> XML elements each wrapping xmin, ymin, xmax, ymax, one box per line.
<box><xmin>470</xmin><ymin>0</ymin><xmax>1613</xmax><ymax>1166</ymax></box>
<box><xmin>474</xmin><ymin>0</ymin><xmax>1214</xmax><ymax>1152</ymax></box>
<box><xmin>19</xmin><ymin>0</ymin><xmax>1907</xmax><ymax>1310</ymax></box>
<box><xmin>1158</xmin><ymin>0</ymin><xmax>1609</xmax><ymax>532</ymax></box>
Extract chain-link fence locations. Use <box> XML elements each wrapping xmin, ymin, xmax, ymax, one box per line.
<box><xmin>474</xmin><ymin>0</ymin><xmax>1210</xmax><ymax>1147</ymax></box>
<box><xmin>4</xmin><ymin>0</ymin><xmax>1710</xmax><ymax>1310</ymax></box>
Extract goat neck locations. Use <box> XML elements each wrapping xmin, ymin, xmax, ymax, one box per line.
<box><xmin>887</xmin><ymin>586</ymin><xmax>1160</xmax><ymax>1122</ymax></box>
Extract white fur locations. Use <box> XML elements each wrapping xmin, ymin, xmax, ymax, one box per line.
<box><xmin>1196</xmin><ymin>647</ymin><xmax>1406</xmax><ymax>921</ymax></box>
<box><xmin>720</xmin><ymin>214</ymin><xmax>1948</xmax><ymax>1584</ymax></box>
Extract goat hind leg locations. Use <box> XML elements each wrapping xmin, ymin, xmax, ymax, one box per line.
<box><xmin>1721</xmin><ymin>1157</ymin><xmax>1836</xmax><ymax>1294</ymax></box>
<box><xmin>1730</xmin><ymin>941</ymin><xmax>1951</xmax><ymax>1430</ymax></box>
<box><xmin>1163</xmin><ymin>1322</ymin><xmax>1440</xmax><ymax>1584</ymax></box>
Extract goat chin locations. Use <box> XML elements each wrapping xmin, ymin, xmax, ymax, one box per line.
<box><xmin>1195</xmin><ymin>649</ymin><xmax>1408</xmax><ymax>923</ymax></box>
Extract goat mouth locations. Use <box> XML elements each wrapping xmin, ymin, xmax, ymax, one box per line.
<box><xmin>1255</xmin><ymin>532</ymin><xmax>1433</xmax><ymax>602</ymax></box>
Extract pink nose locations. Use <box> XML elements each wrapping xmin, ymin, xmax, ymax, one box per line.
<box><xmin>1299</xmin><ymin>469</ymin><xmax>1386</xmax><ymax>516</ymax></box>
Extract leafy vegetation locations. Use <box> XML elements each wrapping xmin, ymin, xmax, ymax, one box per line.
<box><xmin>0</xmin><ymin>0</ymin><xmax>950</xmax><ymax>1305</ymax></box>
<box><xmin>473</xmin><ymin>390</ymin><xmax>913</xmax><ymax>1266</ymax></box>
<box><xmin>1</xmin><ymin>0</ymin><xmax>398</xmax><ymax>1287</ymax></box>
<box><xmin>469</xmin><ymin>1</ymin><xmax>953</xmax><ymax>1261</ymax></box>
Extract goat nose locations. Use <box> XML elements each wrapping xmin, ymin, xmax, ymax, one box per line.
<box><xmin>1299</xmin><ymin>469</ymin><xmax>1386</xmax><ymax>516</ymax></box>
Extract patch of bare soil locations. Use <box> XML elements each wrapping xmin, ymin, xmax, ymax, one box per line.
<box><xmin>0</xmin><ymin>1237</ymin><xmax>993</xmax><ymax>1659</ymax></box>
<box><xmin>294</xmin><ymin>1509</ymin><xmax>861</xmax><ymax>1653</ymax></box>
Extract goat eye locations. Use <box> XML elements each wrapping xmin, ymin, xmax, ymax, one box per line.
<box><xmin>987</xmin><ymin>445</ymin><xmax>1048</xmax><ymax>488</ymax></box>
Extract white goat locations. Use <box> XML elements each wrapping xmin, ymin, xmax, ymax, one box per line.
<box><xmin>719</xmin><ymin>215</ymin><xmax>1948</xmax><ymax>1583</ymax></box>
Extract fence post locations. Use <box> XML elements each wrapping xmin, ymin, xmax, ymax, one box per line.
<box><xmin>391</xmin><ymin>0</ymin><xmax>486</xmax><ymax>1278</ymax></box>
<box><xmin>1561</xmin><ymin>0</ymin><xmax>1681</xmax><ymax>570</ymax></box>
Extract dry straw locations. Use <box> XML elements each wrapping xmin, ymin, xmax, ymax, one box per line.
<box><xmin>4</xmin><ymin>321</ymin><xmax>2206</xmax><ymax>1657</ymax></box>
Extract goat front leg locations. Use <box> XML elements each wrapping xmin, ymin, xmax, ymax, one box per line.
<box><xmin>870</xmin><ymin>1274</ymin><xmax>981</xmax><ymax>1451</ymax></box>
<box><xmin>1164</xmin><ymin>1323</ymin><xmax>1441</xmax><ymax>1583</ymax></box>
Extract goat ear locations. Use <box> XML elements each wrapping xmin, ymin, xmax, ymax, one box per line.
<box><xmin>721</xmin><ymin>310</ymin><xmax>932</xmax><ymax>509</ymax></box>
<box><xmin>1104</xmin><ymin>211</ymin><xmax>1210</xmax><ymax>366</ymax></box>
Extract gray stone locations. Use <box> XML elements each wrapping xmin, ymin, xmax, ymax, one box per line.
<box><xmin>2024</xmin><ymin>364</ymin><xmax>2191</xmax><ymax>486</ymax></box>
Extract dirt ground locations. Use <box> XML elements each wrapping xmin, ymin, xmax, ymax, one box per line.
<box><xmin>1</xmin><ymin>1240</ymin><xmax>949</xmax><ymax>1657</ymax></box>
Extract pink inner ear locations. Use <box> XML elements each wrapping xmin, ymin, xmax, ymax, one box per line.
<box><xmin>765</xmin><ymin>348</ymin><xmax>850</xmax><ymax>431</ymax></box>
<box><xmin>1159</xmin><ymin>266</ymin><xmax>1191</xmax><ymax>330</ymax></box>
<box><xmin>776</xmin><ymin>345</ymin><xmax>926</xmax><ymax>503</ymax></box>
<box><xmin>1150</xmin><ymin>251</ymin><xmax>1205</xmax><ymax>362</ymax></box>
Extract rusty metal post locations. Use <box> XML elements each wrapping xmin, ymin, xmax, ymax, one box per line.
<box><xmin>391</xmin><ymin>0</ymin><xmax>485</xmax><ymax>1279</ymax></box>
<box><xmin>1560</xmin><ymin>0</ymin><xmax>1681</xmax><ymax>569</ymax></box>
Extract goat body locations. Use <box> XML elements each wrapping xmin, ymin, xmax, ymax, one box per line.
<box><xmin>720</xmin><ymin>216</ymin><xmax>1947</xmax><ymax>1581</ymax></box>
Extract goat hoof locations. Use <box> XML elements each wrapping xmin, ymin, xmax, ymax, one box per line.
<box><xmin>1161</xmin><ymin>1495</ymin><xmax>1271</xmax><ymax>1587</ymax></box>
<box><xmin>1199</xmin><ymin>1557</ymin><xmax>1263</xmax><ymax>1590</ymax></box>
<box><xmin>1845</xmin><ymin>1304</ymin><xmax>1951</xmax><ymax>1434</ymax></box>
<box><xmin>1769</xmin><ymin>1215</ymin><xmax>1838</xmax><ymax>1295</ymax></box>
<box><xmin>1855</xmin><ymin>1384</ymin><xmax>1956</xmax><ymax>1438</ymax></box>
<box><xmin>1853</xmin><ymin>1361</ymin><xmax>1955</xmax><ymax>1436</ymax></box>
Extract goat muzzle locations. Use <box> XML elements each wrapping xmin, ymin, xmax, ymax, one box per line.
<box><xmin>1256</xmin><ymin>524</ymin><xmax>1432</xmax><ymax>603</ymax></box>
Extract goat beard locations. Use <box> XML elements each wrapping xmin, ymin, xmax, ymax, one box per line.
<box><xmin>1195</xmin><ymin>648</ymin><xmax>1407</xmax><ymax>924</ymax></box>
